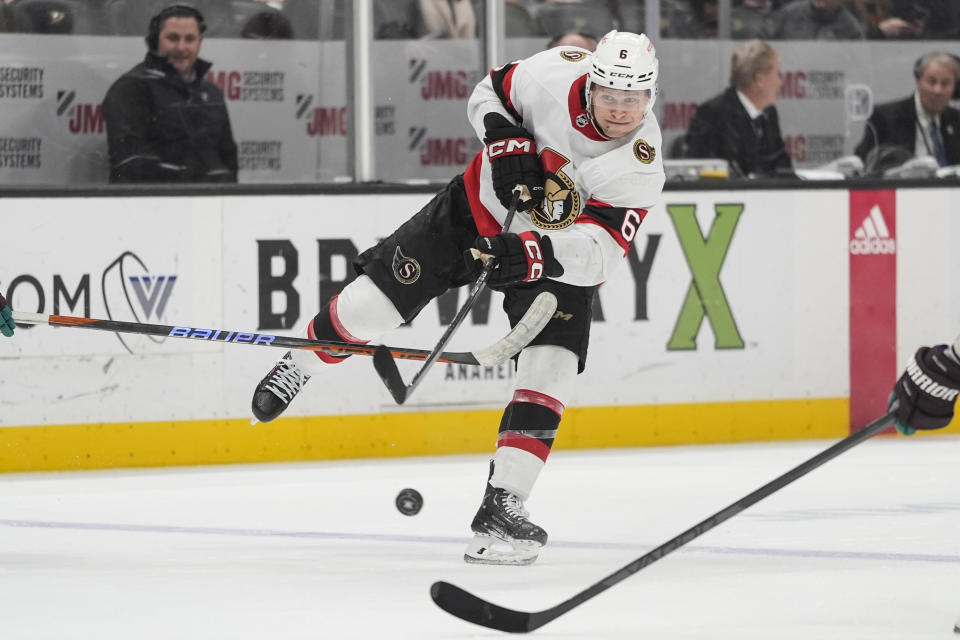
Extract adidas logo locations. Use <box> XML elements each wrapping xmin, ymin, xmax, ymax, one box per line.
<box><xmin>849</xmin><ymin>205</ymin><xmax>896</xmax><ymax>255</ymax></box>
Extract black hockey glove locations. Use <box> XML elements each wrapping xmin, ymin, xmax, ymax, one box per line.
<box><xmin>0</xmin><ymin>292</ymin><xmax>14</xmax><ymax>338</ymax></box>
<box><xmin>889</xmin><ymin>345</ymin><xmax>960</xmax><ymax>435</ymax></box>
<box><xmin>466</xmin><ymin>231</ymin><xmax>564</xmax><ymax>286</ymax></box>
<box><xmin>483</xmin><ymin>113</ymin><xmax>543</xmax><ymax>212</ymax></box>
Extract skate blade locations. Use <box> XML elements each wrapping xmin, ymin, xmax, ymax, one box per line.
<box><xmin>463</xmin><ymin>534</ymin><xmax>541</xmax><ymax>566</ymax></box>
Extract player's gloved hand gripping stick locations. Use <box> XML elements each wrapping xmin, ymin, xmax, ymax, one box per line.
<box><xmin>889</xmin><ymin>336</ymin><xmax>960</xmax><ymax>435</ymax></box>
<box><xmin>374</xmin><ymin>186</ymin><xmax>557</xmax><ymax>404</ymax></box>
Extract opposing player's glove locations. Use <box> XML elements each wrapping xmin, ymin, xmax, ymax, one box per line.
<box><xmin>889</xmin><ymin>344</ymin><xmax>960</xmax><ymax>435</ymax></box>
<box><xmin>466</xmin><ymin>231</ymin><xmax>564</xmax><ymax>286</ymax></box>
<box><xmin>0</xmin><ymin>292</ymin><xmax>14</xmax><ymax>338</ymax></box>
<box><xmin>483</xmin><ymin>113</ymin><xmax>543</xmax><ymax>212</ymax></box>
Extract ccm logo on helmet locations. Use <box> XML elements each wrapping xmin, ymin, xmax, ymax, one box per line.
<box><xmin>488</xmin><ymin>138</ymin><xmax>535</xmax><ymax>158</ymax></box>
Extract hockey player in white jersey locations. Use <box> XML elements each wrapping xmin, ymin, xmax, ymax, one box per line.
<box><xmin>250</xmin><ymin>30</ymin><xmax>665</xmax><ymax>565</ymax></box>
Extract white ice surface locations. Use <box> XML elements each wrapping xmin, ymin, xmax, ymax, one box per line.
<box><xmin>1</xmin><ymin>436</ymin><xmax>959</xmax><ymax>639</ymax></box>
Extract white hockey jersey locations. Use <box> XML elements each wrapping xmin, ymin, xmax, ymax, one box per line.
<box><xmin>464</xmin><ymin>46</ymin><xmax>666</xmax><ymax>287</ymax></box>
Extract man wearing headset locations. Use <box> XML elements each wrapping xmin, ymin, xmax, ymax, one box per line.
<box><xmin>103</xmin><ymin>4</ymin><xmax>238</xmax><ymax>183</ymax></box>
<box><xmin>855</xmin><ymin>52</ymin><xmax>960</xmax><ymax>168</ymax></box>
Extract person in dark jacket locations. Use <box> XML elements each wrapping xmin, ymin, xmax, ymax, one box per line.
<box><xmin>854</xmin><ymin>52</ymin><xmax>960</xmax><ymax>169</ymax></box>
<box><xmin>684</xmin><ymin>39</ymin><xmax>794</xmax><ymax>178</ymax></box>
<box><xmin>103</xmin><ymin>4</ymin><xmax>238</xmax><ymax>183</ymax></box>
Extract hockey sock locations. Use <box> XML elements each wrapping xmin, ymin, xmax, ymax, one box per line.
<box><xmin>290</xmin><ymin>275</ymin><xmax>403</xmax><ymax>375</ymax></box>
<box><xmin>307</xmin><ymin>294</ymin><xmax>366</xmax><ymax>365</ymax></box>
<box><xmin>490</xmin><ymin>388</ymin><xmax>564</xmax><ymax>500</ymax></box>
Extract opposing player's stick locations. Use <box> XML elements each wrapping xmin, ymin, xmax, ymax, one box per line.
<box><xmin>11</xmin><ymin>311</ymin><xmax>528</xmax><ymax>367</ymax></box>
<box><xmin>432</xmin><ymin>411</ymin><xmax>897</xmax><ymax>633</ymax></box>
<box><xmin>374</xmin><ymin>185</ymin><xmax>541</xmax><ymax>404</ymax></box>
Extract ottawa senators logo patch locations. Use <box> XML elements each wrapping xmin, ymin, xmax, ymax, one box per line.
<box><xmin>392</xmin><ymin>246</ymin><xmax>421</xmax><ymax>284</ymax></box>
<box><xmin>633</xmin><ymin>139</ymin><xmax>656</xmax><ymax>164</ymax></box>
<box><xmin>560</xmin><ymin>50</ymin><xmax>587</xmax><ymax>62</ymax></box>
<box><xmin>529</xmin><ymin>149</ymin><xmax>581</xmax><ymax>231</ymax></box>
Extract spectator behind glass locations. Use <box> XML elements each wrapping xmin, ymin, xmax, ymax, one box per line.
<box><xmin>505</xmin><ymin>0</ymin><xmax>547</xmax><ymax>37</ymax></box>
<box><xmin>13</xmin><ymin>0</ymin><xmax>76</xmax><ymax>33</ymax></box>
<box><xmin>918</xmin><ymin>0</ymin><xmax>960</xmax><ymax>39</ymax></box>
<box><xmin>546</xmin><ymin>31</ymin><xmax>597</xmax><ymax>51</ymax></box>
<box><xmin>241</xmin><ymin>9</ymin><xmax>294</xmax><ymax>39</ymax></box>
<box><xmin>684</xmin><ymin>40</ymin><xmax>794</xmax><ymax>178</ymax></box>
<box><xmin>102</xmin><ymin>4</ymin><xmax>238</xmax><ymax>183</ymax></box>
<box><xmin>0</xmin><ymin>0</ymin><xmax>28</xmax><ymax>31</ymax></box>
<box><xmin>534</xmin><ymin>0</ymin><xmax>618</xmax><ymax>41</ymax></box>
<box><xmin>663</xmin><ymin>0</ymin><xmax>719</xmax><ymax>38</ymax></box>
<box><xmin>856</xmin><ymin>0</ymin><xmax>924</xmax><ymax>38</ymax></box>
<box><xmin>732</xmin><ymin>0</ymin><xmax>774</xmax><ymax>39</ymax></box>
<box><xmin>419</xmin><ymin>0</ymin><xmax>475</xmax><ymax>38</ymax></box>
<box><xmin>861</xmin><ymin>0</ymin><xmax>960</xmax><ymax>39</ymax></box>
<box><xmin>855</xmin><ymin>52</ymin><xmax>960</xmax><ymax>169</ymax></box>
<box><xmin>768</xmin><ymin>0</ymin><xmax>865</xmax><ymax>39</ymax></box>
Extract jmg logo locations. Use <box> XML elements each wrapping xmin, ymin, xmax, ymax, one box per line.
<box><xmin>57</xmin><ymin>90</ymin><xmax>104</xmax><ymax>135</ymax></box>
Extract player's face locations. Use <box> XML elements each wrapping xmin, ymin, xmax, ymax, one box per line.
<box><xmin>916</xmin><ymin>60</ymin><xmax>956</xmax><ymax>116</ymax></box>
<box><xmin>590</xmin><ymin>86</ymin><xmax>649</xmax><ymax>139</ymax></box>
<box><xmin>157</xmin><ymin>17</ymin><xmax>203</xmax><ymax>79</ymax></box>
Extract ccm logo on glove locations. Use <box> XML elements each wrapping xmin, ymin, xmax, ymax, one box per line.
<box><xmin>470</xmin><ymin>230</ymin><xmax>563</xmax><ymax>286</ymax></box>
<box><xmin>520</xmin><ymin>233</ymin><xmax>545</xmax><ymax>281</ymax></box>
<box><xmin>487</xmin><ymin>138</ymin><xmax>535</xmax><ymax>158</ymax></box>
<box><xmin>483</xmin><ymin>112</ymin><xmax>544</xmax><ymax>212</ymax></box>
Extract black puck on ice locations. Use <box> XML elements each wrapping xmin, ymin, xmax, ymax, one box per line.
<box><xmin>395</xmin><ymin>488</ymin><xmax>423</xmax><ymax>516</ymax></box>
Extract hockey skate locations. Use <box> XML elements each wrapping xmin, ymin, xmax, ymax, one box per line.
<box><xmin>464</xmin><ymin>477</ymin><xmax>548</xmax><ymax>566</ymax></box>
<box><xmin>251</xmin><ymin>351</ymin><xmax>310</xmax><ymax>424</ymax></box>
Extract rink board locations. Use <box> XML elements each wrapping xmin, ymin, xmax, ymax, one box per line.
<box><xmin>0</xmin><ymin>187</ymin><xmax>958</xmax><ymax>471</ymax></box>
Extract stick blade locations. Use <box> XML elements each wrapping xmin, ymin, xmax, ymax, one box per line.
<box><xmin>373</xmin><ymin>344</ymin><xmax>408</xmax><ymax>404</ymax></box>
<box><xmin>430</xmin><ymin>581</ymin><xmax>534</xmax><ymax>633</ymax></box>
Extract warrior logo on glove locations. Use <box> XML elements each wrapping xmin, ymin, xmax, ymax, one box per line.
<box><xmin>891</xmin><ymin>344</ymin><xmax>960</xmax><ymax>434</ymax></box>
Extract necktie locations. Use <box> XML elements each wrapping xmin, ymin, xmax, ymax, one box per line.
<box><xmin>753</xmin><ymin>115</ymin><xmax>765</xmax><ymax>142</ymax></box>
<box><xmin>931</xmin><ymin>120</ymin><xmax>948</xmax><ymax>167</ymax></box>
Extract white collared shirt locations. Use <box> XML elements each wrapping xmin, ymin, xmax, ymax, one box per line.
<box><xmin>736</xmin><ymin>89</ymin><xmax>764</xmax><ymax>120</ymax></box>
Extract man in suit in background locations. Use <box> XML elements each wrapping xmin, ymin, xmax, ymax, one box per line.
<box><xmin>855</xmin><ymin>52</ymin><xmax>960</xmax><ymax>168</ymax></box>
<box><xmin>684</xmin><ymin>39</ymin><xmax>794</xmax><ymax>178</ymax></box>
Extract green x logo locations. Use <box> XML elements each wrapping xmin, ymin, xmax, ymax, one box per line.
<box><xmin>667</xmin><ymin>203</ymin><xmax>744</xmax><ymax>350</ymax></box>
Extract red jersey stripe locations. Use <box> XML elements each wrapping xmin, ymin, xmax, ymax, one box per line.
<box><xmin>464</xmin><ymin>153</ymin><xmax>501</xmax><ymax>237</ymax></box>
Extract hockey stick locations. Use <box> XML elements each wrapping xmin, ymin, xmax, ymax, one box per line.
<box><xmin>11</xmin><ymin>311</ymin><xmax>521</xmax><ymax>366</ymax></box>
<box><xmin>431</xmin><ymin>411</ymin><xmax>897</xmax><ymax>633</ymax></box>
<box><xmin>374</xmin><ymin>185</ymin><xmax>533</xmax><ymax>404</ymax></box>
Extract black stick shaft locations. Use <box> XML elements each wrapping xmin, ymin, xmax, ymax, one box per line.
<box><xmin>431</xmin><ymin>411</ymin><xmax>896</xmax><ymax>632</ymax></box>
<box><xmin>374</xmin><ymin>186</ymin><xmax>522</xmax><ymax>404</ymax></box>
<box><xmin>13</xmin><ymin>311</ymin><xmax>479</xmax><ymax>365</ymax></box>
<box><xmin>542</xmin><ymin>412</ymin><xmax>896</xmax><ymax>621</ymax></box>
<box><xmin>403</xmin><ymin>190</ymin><xmax>520</xmax><ymax>396</ymax></box>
